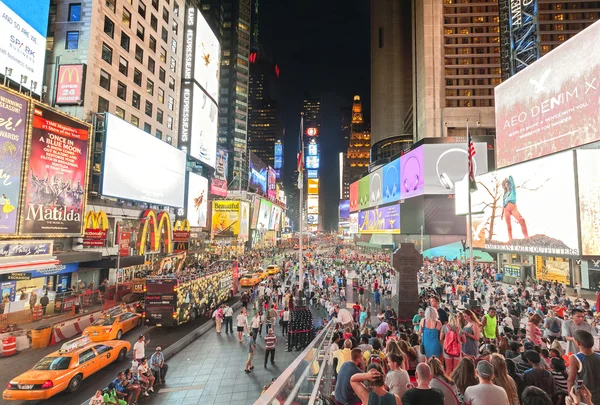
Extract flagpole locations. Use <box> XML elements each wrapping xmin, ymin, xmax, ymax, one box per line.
<box><xmin>299</xmin><ymin>113</ymin><xmax>304</xmax><ymax>289</ymax></box>
<box><xmin>467</xmin><ymin>118</ymin><xmax>475</xmax><ymax>294</ymax></box>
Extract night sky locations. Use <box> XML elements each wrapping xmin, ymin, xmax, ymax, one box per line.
<box><xmin>259</xmin><ymin>0</ymin><xmax>371</xmax><ymax>231</ymax></box>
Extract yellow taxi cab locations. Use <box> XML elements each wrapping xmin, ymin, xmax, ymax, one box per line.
<box><xmin>239</xmin><ymin>273</ymin><xmax>261</xmax><ymax>287</ymax></box>
<box><xmin>3</xmin><ymin>336</ymin><xmax>130</xmax><ymax>401</ymax></box>
<box><xmin>82</xmin><ymin>308</ymin><xmax>142</xmax><ymax>341</ymax></box>
<box><xmin>256</xmin><ymin>270</ymin><xmax>268</xmax><ymax>280</ymax></box>
<box><xmin>266</xmin><ymin>265</ymin><xmax>281</xmax><ymax>275</ymax></box>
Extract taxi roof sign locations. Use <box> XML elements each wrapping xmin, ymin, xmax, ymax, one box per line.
<box><xmin>59</xmin><ymin>335</ymin><xmax>92</xmax><ymax>353</ymax></box>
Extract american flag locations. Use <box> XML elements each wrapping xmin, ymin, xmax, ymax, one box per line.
<box><xmin>468</xmin><ymin>131</ymin><xmax>477</xmax><ymax>192</ymax></box>
<box><xmin>297</xmin><ymin>116</ymin><xmax>304</xmax><ymax>189</ymax></box>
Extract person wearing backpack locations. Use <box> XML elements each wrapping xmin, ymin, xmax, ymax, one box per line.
<box><xmin>363</xmin><ymin>338</ymin><xmax>388</xmax><ymax>373</ymax></box>
<box><xmin>543</xmin><ymin>310</ymin><xmax>562</xmax><ymax>343</ymax></box>
<box><xmin>441</xmin><ymin>313</ymin><xmax>466</xmax><ymax>374</ymax></box>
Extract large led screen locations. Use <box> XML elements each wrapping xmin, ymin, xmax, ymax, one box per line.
<box><xmin>307</xmin><ymin>169</ymin><xmax>318</xmax><ymax>179</ymax></box>
<box><xmin>307</xmin><ymin>195</ymin><xmax>319</xmax><ymax>214</ymax></box>
<box><xmin>269</xmin><ymin>205</ymin><xmax>282</xmax><ymax>231</ymax></box>
<box><xmin>400</xmin><ymin>146</ymin><xmax>424</xmax><ymax>199</ymax></box>
<box><xmin>495</xmin><ymin>20</ymin><xmax>600</xmax><ymax>168</ymax></box>
<box><xmin>211</xmin><ymin>200</ymin><xmax>239</xmax><ymax>237</ymax></box>
<box><xmin>186</xmin><ymin>172</ymin><xmax>209</xmax><ymax>227</ymax></box>
<box><xmin>424</xmin><ymin>143</ymin><xmax>488</xmax><ymax>195</ymax></box>
<box><xmin>249</xmin><ymin>152</ymin><xmax>268</xmax><ymax>195</ymax></box>
<box><xmin>102</xmin><ymin>114</ymin><xmax>186</xmax><ymax>207</ymax></box>
<box><xmin>308</xmin><ymin>143</ymin><xmax>318</xmax><ymax>156</ymax></box>
<box><xmin>239</xmin><ymin>201</ymin><xmax>250</xmax><ymax>240</ymax></box>
<box><xmin>307</xmin><ymin>214</ymin><xmax>318</xmax><ymax>225</ymax></box>
<box><xmin>308</xmin><ymin>179</ymin><xmax>319</xmax><ymax>195</ymax></box>
<box><xmin>358</xmin><ymin>204</ymin><xmax>400</xmax><ymax>234</ymax></box>
<box><xmin>194</xmin><ymin>13</ymin><xmax>220</xmax><ymax>102</ymax></box>
<box><xmin>455</xmin><ymin>151</ymin><xmax>579</xmax><ymax>256</ymax></box>
<box><xmin>274</xmin><ymin>143</ymin><xmax>283</xmax><ymax>169</ymax></box>
<box><xmin>306</xmin><ymin>155</ymin><xmax>320</xmax><ymax>169</ymax></box>
<box><xmin>369</xmin><ymin>168</ymin><xmax>383</xmax><ymax>207</ymax></box>
<box><xmin>190</xmin><ymin>84</ymin><xmax>217</xmax><ymax>168</ymax></box>
<box><xmin>382</xmin><ymin>158</ymin><xmax>400</xmax><ymax>204</ymax></box>
<box><xmin>339</xmin><ymin>200</ymin><xmax>350</xmax><ymax>220</ymax></box>
<box><xmin>267</xmin><ymin>166</ymin><xmax>276</xmax><ymax>200</ymax></box>
<box><xmin>210</xmin><ymin>147</ymin><xmax>228</xmax><ymax>197</ymax></box>
<box><xmin>250</xmin><ymin>196</ymin><xmax>261</xmax><ymax>229</ymax></box>
<box><xmin>0</xmin><ymin>89</ymin><xmax>28</xmax><ymax>235</ymax></box>
<box><xmin>576</xmin><ymin>150</ymin><xmax>600</xmax><ymax>256</ymax></box>
<box><xmin>21</xmin><ymin>104</ymin><xmax>90</xmax><ymax>236</ymax></box>
<box><xmin>349</xmin><ymin>213</ymin><xmax>358</xmax><ymax>234</ymax></box>
<box><xmin>424</xmin><ymin>196</ymin><xmax>466</xmax><ymax>235</ymax></box>
<box><xmin>358</xmin><ymin>175</ymin><xmax>370</xmax><ymax>210</ymax></box>
<box><xmin>0</xmin><ymin>0</ymin><xmax>50</xmax><ymax>93</ymax></box>
<box><xmin>256</xmin><ymin>199</ymin><xmax>272</xmax><ymax>230</ymax></box>
<box><xmin>349</xmin><ymin>181</ymin><xmax>358</xmax><ymax>212</ymax></box>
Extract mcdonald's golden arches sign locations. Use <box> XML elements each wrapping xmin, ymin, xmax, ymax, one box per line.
<box><xmin>56</xmin><ymin>64</ymin><xmax>86</xmax><ymax>105</ymax></box>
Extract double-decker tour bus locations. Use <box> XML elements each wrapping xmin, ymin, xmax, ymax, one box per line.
<box><xmin>143</xmin><ymin>260</ymin><xmax>237</xmax><ymax>327</ymax></box>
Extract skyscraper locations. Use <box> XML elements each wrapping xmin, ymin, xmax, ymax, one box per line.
<box><xmin>200</xmin><ymin>0</ymin><xmax>252</xmax><ymax>190</ymax></box>
<box><xmin>342</xmin><ymin>96</ymin><xmax>370</xmax><ymax>200</ymax></box>
<box><xmin>303</xmin><ymin>91</ymin><xmax>322</xmax><ymax>130</ymax></box>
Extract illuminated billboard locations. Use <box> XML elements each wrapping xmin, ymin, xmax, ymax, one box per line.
<box><xmin>0</xmin><ymin>0</ymin><xmax>50</xmax><ymax>94</ymax></box>
<box><xmin>195</xmin><ymin>12</ymin><xmax>220</xmax><ymax>102</ymax></box>
<box><xmin>269</xmin><ymin>205</ymin><xmax>282</xmax><ymax>231</ymax></box>
<box><xmin>358</xmin><ymin>204</ymin><xmax>400</xmax><ymax>234</ymax></box>
<box><xmin>256</xmin><ymin>199</ymin><xmax>272</xmax><ymax>230</ymax></box>
<box><xmin>576</xmin><ymin>150</ymin><xmax>600</xmax><ymax>256</ymax></box>
<box><xmin>211</xmin><ymin>201</ymin><xmax>240</xmax><ymax>237</ymax></box>
<box><xmin>382</xmin><ymin>158</ymin><xmax>400</xmax><ymax>204</ymax></box>
<box><xmin>211</xmin><ymin>147</ymin><xmax>228</xmax><ymax>196</ymax></box>
<box><xmin>307</xmin><ymin>214</ymin><xmax>319</xmax><ymax>225</ymax></box>
<box><xmin>349</xmin><ymin>213</ymin><xmax>358</xmax><ymax>234</ymax></box>
<box><xmin>400</xmin><ymin>146</ymin><xmax>424</xmax><ymax>199</ymax></box>
<box><xmin>495</xmin><ymin>20</ymin><xmax>600</xmax><ymax>168</ymax></box>
<box><xmin>358</xmin><ymin>175</ymin><xmax>370</xmax><ymax>210</ymax></box>
<box><xmin>339</xmin><ymin>200</ymin><xmax>350</xmax><ymax>220</ymax></box>
<box><xmin>239</xmin><ymin>201</ymin><xmax>250</xmax><ymax>240</ymax></box>
<box><xmin>250</xmin><ymin>196</ymin><xmax>261</xmax><ymax>229</ymax></box>
<box><xmin>306</xmin><ymin>127</ymin><xmax>318</xmax><ymax>137</ymax></box>
<box><xmin>424</xmin><ymin>143</ymin><xmax>488</xmax><ymax>194</ymax></box>
<box><xmin>369</xmin><ymin>168</ymin><xmax>383</xmax><ymax>207</ymax></box>
<box><xmin>274</xmin><ymin>142</ymin><xmax>283</xmax><ymax>169</ymax></box>
<box><xmin>349</xmin><ymin>181</ymin><xmax>359</xmax><ymax>212</ymax></box>
<box><xmin>307</xmin><ymin>195</ymin><xmax>319</xmax><ymax>214</ymax></box>
<box><xmin>249</xmin><ymin>152</ymin><xmax>268</xmax><ymax>195</ymax></box>
<box><xmin>307</xmin><ymin>169</ymin><xmax>318</xmax><ymax>178</ymax></box>
<box><xmin>455</xmin><ymin>151</ymin><xmax>579</xmax><ymax>256</ymax></box>
<box><xmin>306</xmin><ymin>155</ymin><xmax>320</xmax><ymax>169</ymax></box>
<box><xmin>308</xmin><ymin>143</ymin><xmax>318</xmax><ymax>156</ymax></box>
<box><xmin>268</xmin><ymin>166</ymin><xmax>276</xmax><ymax>200</ymax></box>
<box><xmin>190</xmin><ymin>84</ymin><xmax>218</xmax><ymax>168</ymax></box>
<box><xmin>186</xmin><ymin>172</ymin><xmax>209</xmax><ymax>227</ymax></box>
<box><xmin>55</xmin><ymin>65</ymin><xmax>86</xmax><ymax>105</ymax></box>
<box><xmin>307</xmin><ymin>179</ymin><xmax>319</xmax><ymax>195</ymax></box>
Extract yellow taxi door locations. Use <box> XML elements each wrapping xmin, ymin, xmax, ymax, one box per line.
<box><xmin>93</xmin><ymin>344</ymin><xmax>115</xmax><ymax>367</ymax></box>
<box><xmin>77</xmin><ymin>348</ymin><xmax>97</xmax><ymax>378</ymax></box>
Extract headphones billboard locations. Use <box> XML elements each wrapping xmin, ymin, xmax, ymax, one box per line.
<box><xmin>402</xmin><ymin>155</ymin><xmax>421</xmax><ymax>193</ymax></box>
<box><xmin>370</xmin><ymin>172</ymin><xmax>382</xmax><ymax>204</ymax></box>
<box><xmin>436</xmin><ymin>148</ymin><xmax>478</xmax><ymax>190</ymax></box>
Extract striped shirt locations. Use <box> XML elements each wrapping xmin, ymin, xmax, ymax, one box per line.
<box><xmin>264</xmin><ymin>334</ymin><xmax>277</xmax><ymax>350</ymax></box>
<box><xmin>551</xmin><ymin>370</ymin><xmax>568</xmax><ymax>393</ymax></box>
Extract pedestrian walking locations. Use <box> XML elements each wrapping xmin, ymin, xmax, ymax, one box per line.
<box><xmin>245</xmin><ymin>331</ymin><xmax>256</xmax><ymax>373</ymax></box>
<box><xmin>237</xmin><ymin>308</ymin><xmax>249</xmax><ymax>343</ymax></box>
<box><xmin>224</xmin><ymin>304</ymin><xmax>234</xmax><ymax>334</ymax></box>
<box><xmin>264</xmin><ymin>328</ymin><xmax>277</xmax><ymax>368</ymax></box>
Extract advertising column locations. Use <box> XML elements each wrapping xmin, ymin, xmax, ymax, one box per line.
<box><xmin>0</xmin><ymin>89</ymin><xmax>28</xmax><ymax>235</ymax></box>
<box><xmin>20</xmin><ymin>104</ymin><xmax>91</xmax><ymax>236</ymax></box>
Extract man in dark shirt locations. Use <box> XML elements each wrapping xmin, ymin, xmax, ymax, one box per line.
<box><xmin>402</xmin><ymin>363</ymin><xmax>444</xmax><ymax>405</ymax></box>
<box><xmin>429</xmin><ymin>296</ymin><xmax>448</xmax><ymax>324</ymax></box>
<box><xmin>334</xmin><ymin>348</ymin><xmax>363</xmax><ymax>405</ymax></box>
<box><xmin>523</xmin><ymin>350</ymin><xmax>555</xmax><ymax>397</ymax></box>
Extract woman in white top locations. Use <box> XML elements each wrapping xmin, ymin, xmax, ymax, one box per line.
<box><xmin>385</xmin><ymin>352</ymin><xmax>410</xmax><ymax>398</ymax></box>
<box><xmin>282</xmin><ymin>307</ymin><xmax>290</xmax><ymax>336</ymax></box>
<box><xmin>237</xmin><ymin>308</ymin><xmax>249</xmax><ymax>343</ymax></box>
<box><xmin>428</xmin><ymin>357</ymin><xmax>460</xmax><ymax>405</ymax></box>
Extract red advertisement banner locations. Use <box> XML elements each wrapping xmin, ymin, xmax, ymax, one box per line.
<box><xmin>20</xmin><ymin>105</ymin><xmax>90</xmax><ymax>235</ymax></box>
<box><xmin>55</xmin><ymin>65</ymin><xmax>85</xmax><ymax>105</ymax></box>
<box><xmin>119</xmin><ymin>232</ymin><xmax>131</xmax><ymax>257</ymax></box>
<box><xmin>83</xmin><ymin>229</ymin><xmax>108</xmax><ymax>246</ymax></box>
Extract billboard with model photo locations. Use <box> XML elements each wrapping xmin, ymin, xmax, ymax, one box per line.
<box><xmin>250</xmin><ymin>196</ymin><xmax>261</xmax><ymax>229</ymax></box>
<box><xmin>269</xmin><ymin>205</ymin><xmax>282</xmax><ymax>231</ymax></box>
<box><xmin>400</xmin><ymin>146</ymin><xmax>424</xmax><ymax>199</ymax></box>
<box><xmin>210</xmin><ymin>147</ymin><xmax>228</xmax><ymax>196</ymax></box>
<box><xmin>211</xmin><ymin>201</ymin><xmax>239</xmax><ymax>238</ymax></box>
<box><xmin>576</xmin><ymin>150</ymin><xmax>600</xmax><ymax>256</ymax></box>
<box><xmin>190</xmin><ymin>84</ymin><xmax>218</xmax><ymax>168</ymax></box>
<box><xmin>424</xmin><ymin>143</ymin><xmax>488</xmax><ymax>195</ymax></box>
<box><xmin>495</xmin><ymin>20</ymin><xmax>600</xmax><ymax>168</ymax></box>
<box><xmin>256</xmin><ymin>199</ymin><xmax>272</xmax><ymax>230</ymax></box>
<box><xmin>382</xmin><ymin>158</ymin><xmax>400</xmax><ymax>204</ymax></box>
<box><xmin>249</xmin><ymin>152</ymin><xmax>268</xmax><ymax>195</ymax></box>
<box><xmin>195</xmin><ymin>13</ymin><xmax>220</xmax><ymax>102</ymax></box>
<box><xmin>186</xmin><ymin>172</ymin><xmax>209</xmax><ymax>228</ymax></box>
<box><xmin>267</xmin><ymin>166</ymin><xmax>276</xmax><ymax>200</ymax></box>
<box><xmin>455</xmin><ymin>151</ymin><xmax>579</xmax><ymax>256</ymax></box>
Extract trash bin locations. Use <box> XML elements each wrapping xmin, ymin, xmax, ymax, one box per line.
<box><xmin>31</xmin><ymin>326</ymin><xmax>53</xmax><ymax>349</ymax></box>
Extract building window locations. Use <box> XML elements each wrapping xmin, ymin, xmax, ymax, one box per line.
<box><xmin>148</xmin><ymin>57</ymin><xmax>155</xmax><ymax>73</ymax></box>
<box><xmin>146</xmin><ymin>79</ymin><xmax>154</xmax><ymax>95</ymax></box>
<box><xmin>172</xmin><ymin>20</ymin><xmax>178</xmax><ymax>35</ymax></box>
<box><xmin>174</xmin><ymin>2</ymin><xmax>179</xmax><ymax>17</ymax></box>
<box><xmin>156</xmin><ymin>108</ymin><xmax>163</xmax><ymax>124</ymax></box>
<box><xmin>105</xmin><ymin>0</ymin><xmax>116</xmax><ymax>13</ymax></box>
<box><xmin>158</xmin><ymin>67</ymin><xmax>165</xmax><ymax>83</ymax></box>
<box><xmin>168</xmin><ymin>76</ymin><xmax>175</xmax><ymax>91</ymax></box>
<box><xmin>102</xmin><ymin>43</ymin><xmax>113</xmax><ymax>64</ymax></box>
<box><xmin>162</xmin><ymin>6</ymin><xmax>169</xmax><ymax>22</ymax></box>
<box><xmin>99</xmin><ymin>69</ymin><xmax>111</xmax><ymax>90</ymax></box>
<box><xmin>136</xmin><ymin>22</ymin><xmax>145</xmax><ymax>40</ymax></box>
<box><xmin>68</xmin><ymin>3</ymin><xmax>82</xmax><ymax>21</ymax></box>
<box><xmin>117</xmin><ymin>81</ymin><xmax>127</xmax><ymax>100</ymax></box>
<box><xmin>171</xmin><ymin>38</ymin><xmax>177</xmax><ymax>53</ymax></box>
<box><xmin>156</xmin><ymin>129</ymin><xmax>162</xmax><ymax>138</ymax></box>
<box><xmin>166</xmin><ymin>135</ymin><xmax>172</xmax><ymax>144</ymax></box>
<box><xmin>149</xmin><ymin>36</ymin><xmax>157</xmax><ymax>52</ymax></box>
<box><xmin>151</xmin><ymin>0</ymin><xmax>158</xmax><ymax>10</ymax></box>
<box><xmin>167</xmin><ymin>95</ymin><xmax>173</xmax><ymax>110</ymax></box>
<box><xmin>131</xmin><ymin>115</ymin><xmax>139</xmax><ymax>127</ymax></box>
<box><xmin>119</xmin><ymin>56</ymin><xmax>128</xmax><ymax>76</ymax></box>
<box><xmin>116</xmin><ymin>106</ymin><xmax>125</xmax><ymax>118</ymax></box>
<box><xmin>138</xmin><ymin>1</ymin><xmax>146</xmax><ymax>18</ymax></box>
<box><xmin>133</xmin><ymin>68</ymin><xmax>142</xmax><ymax>86</ymax></box>
<box><xmin>144</xmin><ymin>122</ymin><xmax>152</xmax><ymax>133</ymax></box>
<box><xmin>169</xmin><ymin>56</ymin><xmax>176</xmax><ymax>72</ymax></box>
<box><xmin>167</xmin><ymin>115</ymin><xmax>173</xmax><ymax>130</ymax></box>
<box><xmin>132</xmin><ymin>91</ymin><xmax>141</xmax><ymax>109</ymax></box>
<box><xmin>135</xmin><ymin>45</ymin><xmax>143</xmax><ymax>62</ymax></box>
<box><xmin>122</xmin><ymin>8</ymin><xmax>131</xmax><ymax>28</ymax></box>
<box><xmin>66</xmin><ymin>31</ymin><xmax>79</xmax><ymax>49</ymax></box>
<box><xmin>98</xmin><ymin>96</ymin><xmax>109</xmax><ymax>112</ymax></box>
<box><xmin>145</xmin><ymin>100</ymin><xmax>152</xmax><ymax>116</ymax></box>
<box><xmin>49</xmin><ymin>4</ymin><xmax>57</xmax><ymax>24</ymax></box>
<box><xmin>150</xmin><ymin>14</ymin><xmax>158</xmax><ymax>31</ymax></box>
<box><xmin>157</xmin><ymin>87</ymin><xmax>164</xmax><ymax>103</ymax></box>
<box><xmin>161</xmin><ymin>27</ymin><xmax>168</xmax><ymax>42</ymax></box>
<box><xmin>378</xmin><ymin>27</ymin><xmax>383</xmax><ymax>48</ymax></box>
<box><xmin>120</xmin><ymin>32</ymin><xmax>130</xmax><ymax>51</ymax></box>
<box><xmin>159</xmin><ymin>47</ymin><xmax>167</xmax><ymax>63</ymax></box>
<box><xmin>104</xmin><ymin>16</ymin><xmax>115</xmax><ymax>38</ymax></box>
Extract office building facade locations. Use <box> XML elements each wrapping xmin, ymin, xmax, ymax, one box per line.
<box><xmin>342</xmin><ymin>96</ymin><xmax>370</xmax><ymax>200</ymax></box>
